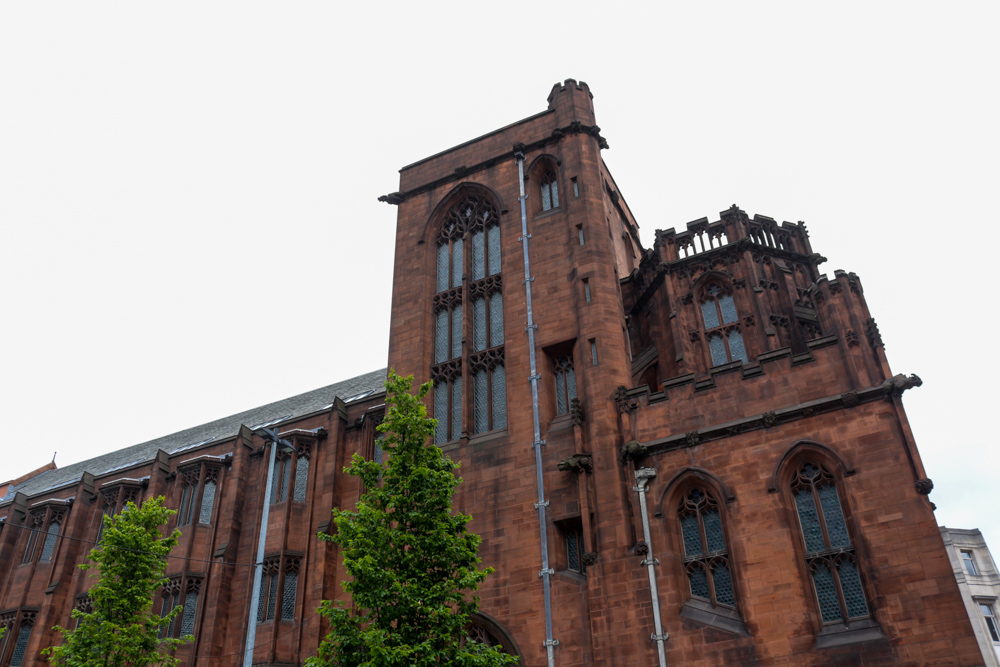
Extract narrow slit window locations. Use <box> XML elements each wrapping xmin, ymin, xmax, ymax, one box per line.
<box><xmin>554</xmin><ymin>354</ymin><xmax>578</xmax><ymax>415</ymax></box>
<box><xmin>590</xmin><ymin>339</ymin><xmax>598</xmax><ymax>365</ymax></box>
<box><xmin>572</xmin><ymin>177</ymin><xmax>579</xmax><ymax>197</ymax></box>
<box><xmin>578</xmin><ymin>225</ymin><xmax>585</xmax><ymax>245</ymax></box>
<box><xmin>583</xmin><ymin>279</ymin><xmax>591</xmax><ymax>303</ymax></box>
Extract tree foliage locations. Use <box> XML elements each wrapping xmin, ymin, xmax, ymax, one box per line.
<box><xmin>308</xmin><ymin>371</ymin><xmax>517</xmax><ymax>667</ymax></box>
<box><xmin>45</xmin><ymin>496</ymin><xmax>190</xmax><ymax>667</ymax></box>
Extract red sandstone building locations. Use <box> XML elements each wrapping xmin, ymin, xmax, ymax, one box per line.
<box><xmin>0</xmin><ymin>81</ymin><xmax>985</xmax><ymax>666</ymax></box>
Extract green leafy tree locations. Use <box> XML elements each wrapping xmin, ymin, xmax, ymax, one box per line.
<box><xmin>45</xmin><ymin>496</ymin><xmax>191</xmax><ymax>667</ymax></box>
<box><xmin>308</xmin><ymin>371</ymin><xmax>517</xmax><ymax>667</ymax></box>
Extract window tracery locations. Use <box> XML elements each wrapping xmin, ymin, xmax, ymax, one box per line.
<box><xmin>678</xmin><ymin>488</ymin><xmax>735</xmax><ymax>607</ymax></box>
<box><xmin>699</xmin><ymin>283</ymin><xmax>748</xmax><ymax>366</ymax></box>
<box><xmin>791</xmin><ymin>462</ymin><xmax>870</xmax><ymax>624</ymax></box>
<box><xmin>553</xmin><ymin>354</ymin><xmax>577</xmax><ymax>416</ymax></box>
<box><xmin>432</xmin><ymin>193</ymin><xmax>506</xmax><ymax>442</ymax></box>
<box><xmin>540</xmin><ymin>170</ymin><xmax>559</xmax><ymax>211</ymax></box>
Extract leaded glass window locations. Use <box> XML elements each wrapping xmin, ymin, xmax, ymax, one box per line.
<box><xmin>21</xmin><ymin>512</ymin><xmax>43</xmax><ymax>564</ymax></box>
<box><xmin>791</xmin><ymin>462</ymin><xmax>871</xmax><ymax>624</ymax></box>
<box><xmin>566</xmin><ymin>526</ymin><xmax>586</xmax><ymax>574</ymax></box>
<box><xmin>699</xmin><ymin>283</ymin><xmax>748</xmax><ymax>365</ymax></box>
<box><xmin>269</xmin><ymin>455</ymin><xmax>289</xmax><ymax>505</ymax></box>
<box><xmin>554</xmin><ymin>354</ymin><xmax>577</xmax><ymax>415</ymax></box>
<box><xmin>282</xmin><ymin>570</ymin><xmax>298</xmax><ymax>620</ymax></box>
<box><xmin>199</xmin><ymin>480</ymin><xmax>216</xmax><ymax>524</ymax></box>
<box><xmin>678</xmin><ymin>488</ymin><xmax>736</xmax><ymax>607</ymax></box>
<box><xmin>540</xmin><ymin>171</ymin><xmax>559</xmax><ymax>211</ymax></box>
<box><xmin>431</xmin><ymin>193</ymin><xmax>505</xmax><ymax>443</ymax></box>
<box><xmin>39</xmin><ymin>522</ymin><xmax>60</xmax><ymax>561</ymax></box>
<box><xmin>180</xmin><ymin>591</ymin><xmax>198</xmax><ymax>636</ymax></box>
<box><xmin>292</xmin><ymin>457</ymin><xmax>308</xmax><ymax>502</ymax></box>
<box><xmin>9</xmin><ymin>622</ymin><xmax>32</xmax><ymax>667</ymax></box>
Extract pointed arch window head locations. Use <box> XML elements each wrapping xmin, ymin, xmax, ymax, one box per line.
<box><xmin>678</xmin><ymin>488</ymin><xmax>736</xmax><ymax>607</ymax></box>
<box><xmin>540</xmin><ymin>171</ymin><xmax>559</xmax><ymax>211</ymax></box>
<box><xmin>700</xmin><ymin>282</ymin><xmax>748</xmax><ymax>366</ymax></box>
<box><xmin>791</xmin><ymin>462</ymin><xmax>871</xmax><ymax>624</ymax></box>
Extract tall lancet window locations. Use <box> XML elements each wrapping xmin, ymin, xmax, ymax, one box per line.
<box><xmin>433</xmin><ymin>193</ymin><xmax>506</xmax><ymax>443</ymax></box>
<box><xmin>678</xmin><ymin>488</ymin><xmax>736</xmax><ymax>607</ymax></box>
<box><xmin>540</xmin><ymin>171</ymin><xmax>559</xmax><ymax>211</ymax></box>
<box><xmin>700</xmin><ymin>282</ymin><xmax>748</xmax><ymax>366</ymax></box>
<box><xmin>791</xmin><ymin>462</ymin><xmax>871</xmax><ymax>624</ymax></box>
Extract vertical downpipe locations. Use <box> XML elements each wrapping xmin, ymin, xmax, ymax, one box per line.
<box><xmin>516</xmin><ymin>148</ymin><xmax>558</xmax><ymax>667</ymax></box>
<box><xmin>243</xmin><ymin>437</ymin><xmax>279</xmax><ymax>667</ymax></box>
<box><xmin>635</xmin><ymin>467</ymin><xmax>668</xmax><ymax>667</ymax></box>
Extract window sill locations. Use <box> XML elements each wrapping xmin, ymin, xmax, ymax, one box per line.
<box><xmin>535</xmin><ymin>207</ymin><xmax>563</xmax><ymax>220</ymax></box>
<box><xmin>679</xmin><ymin>598</ymin><xmax>751</xmax><ymax>637</ymax></box>
<box><xmin>468</xmin><ymin>429</ymin><xmax>508</xmax><ymax>447</ymax></box>
<box><xmin>814</xmin><ymin>618</ymin><xmax>884</xmax><ymax>649</ymax></box>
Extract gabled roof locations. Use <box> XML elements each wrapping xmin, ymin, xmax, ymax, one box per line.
<box><xmin>5</xmin><ymin>368</ymin><xmax>387</xmax><ymax>502</ymax></box>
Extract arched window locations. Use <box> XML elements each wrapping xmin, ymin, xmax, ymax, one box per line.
<box><xmin>791</xmin><ymin>462</ymin><xmax>870</xmax><ymax>624</ymax></box>
<box><xmin>553</xmin><ymin>354</ymin><xmax>577</xmax><ymax>415</ymax></box>
<box><xmin>699</xmin><ymin>283</ymin><xmax>747</xmax><ymax>366</ymax></box>
<box><xmin>678</xmin><ymin>488</ymin><xmax>736</xmax><ymax>607</ymax></box>
<box><xmin>540</xmin><ymin>170</ymin><xmax>559</xmax><ymax>211</ymax></box>
<box><xmin>432</xmin><ymin>193</ymin><xmax>506</xmax><ymax>443</ymax></box>
<box><xmin>463</xmin><ymin>614</ymin><xmax>520</xmax><ymax>659</ymax></box>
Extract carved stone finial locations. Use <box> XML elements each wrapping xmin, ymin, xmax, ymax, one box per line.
<box><xmin>570</xmin><ymin>398</ymin><xmax>585</xmax><ymax>426</ymax></box>
<box><xmin>865</xmin><ymin>317</ymin><xmax>884</xmax><ymax>349</ymax></box>
<box><xmin>612</xmin><ymin>386</ymin><xmax>632</xmax><ymax>415</ymax></box>
<box><xmin>915</xmin><ymin>478</ymin><xmax>934</xmax><ymax>495</ymax></box>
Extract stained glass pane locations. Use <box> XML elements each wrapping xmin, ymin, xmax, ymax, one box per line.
<box><xmin>713</xmin><ymin>562</ymin><xmax>735</xmax><ymax>606</ymax></box>
<box><xmin>473</xmin><ymin>298</ymin><xmax>487</xmax><ymax>352</ymax></box>
<box><xmin>490</xmin><ymin>293</ymin><xmax>503</xmax><ymax>348</ymax></box>
<box><xmin>728</xmin><ymin>330</ymin><xmax>748</xmax><ymax>363</ymax></box>
<box><xmin>703</xmin><ymin>509</ymin><xmax>725</xmax><ymax>552</ymax></box>
<box><xmin>838</xmin><ymin>559</ymin><xmax>869</xmax><ymax>618</ymax></box>
<box><xmin>555</xmin><ymin>371</ymin><xmax>567</xmax><ymax>415</ymax></box>
<box><xmin>474</xmin><ymin>370</ymin><xmax>488</xmax><ymax>433</ymax></box>
<box><xmin>282</xmin><ymin>571</ymin><xmax>298</xmax><ymax>620</ymax></box>
<box><xmin>795</xmin><ymin>489</ymin><xmax>825</xmax><ymax>553</ymax></box>
<box><xmin>708</xmin><ymin>335</ymin><xmax>728</xmax><ymax>366</ymax></box>
<box><xmin>701</xmin><ymin>301</ymin><xmax>720</xmax><ymax>329</ymax></box>
<box><xmin>10</xmin><ymin>624</ymin><xmax>32</xmax><ymax>666</ymax></box>
<box><xmin>293</xmin><ymin>458</ymin><xmax>308</xmax><ymax>502</ymax></box>
<box><xmin>451</xmin><ymin>238</ymin><xmax>463</xmax><ymax>288</ymax></box>
<box><xmin>488</xmin><ymin>225</ymin><xmax>501</xmax><ymax>276</ymax></box>
<box><xmin>436</xmin><ymin>243</ymin><xmax>449</xmax><ymax>293</ymax></box>
<box><xmin>719</xmin><ymin>294</ymin><xmax>738</xmax><ymax>324</ymax></box>
<box><xmin>567</xmin><ymin>531</ymin><xmax>580</xmax><ymax>571</ymax></box>
<box><xmin>266</xmin><ymin>572</ymin><xmax>278</xmax><ymax>620</ymax></box>
<box><xmin>451</xmin><ymin>377</ymin><xmax>462</xmax><ymax>442</ymax></box>
<box><xmin>812</xmin><ymin>562</ymin><xmax>842</xmax><ymax>622</ymax></box>
<box><xmin>199</xmin><ymin>480</ymin><xmax>216</xmax><ymax>523</ymax></box>
<box><xmin>434</xmin><ymin>382</ymin><xmax>448</xmax><ymax>444</ymax></box>
<box><xmin>689</xmin><ymin>565</ymin><xmax>710</xmax><ymax>599</ymax></box>
<box><xmin>452</xmin><ymin>305</ymin><xmax>463</xmax><ymax>360</ymax></box>
<box><xmin>181</xmin><ymin>592</ymin><xmax>198</xmax><ymax>636</ymax></box>
<box><xmin>680</xmin><ymin>514</ymin><xmax>702</xmax><ymax>556</ymax></box>
<box><xmin>40</xmin><ymin>522</ymin><xmax>60</xmax><ymax>561</ymax></box>
<box><xmin>818</xmin><ymin>484</ymin><xmax>850</xmax><ymax>549</ymax></box>
<box><xmin>280</xmin><ymin>459</ymin><xmax>291</xmax><ymax>503</ymax></box>
<box><xmin>551</xmin><ymin>180</ymin><xmax>559</xmax><ymax>208</ymax></box>
<box><xmin>541</xmin><ymin>184</ymin><xmax>551</xmax><ymax>211</ymax></box>
<box><xmin>472</xmin><ymin>230</ymin><xmax>485</xmax><ymax>281</ymax></box>
<box><xmin>492</xmin><ymin>365</ymin><xmax>506</xmax><ymax>429</ymax></box>
<box><xmin>179</xmin><ymin>485</ymin><xmax>191</xmax><ymax>524</ymax></box>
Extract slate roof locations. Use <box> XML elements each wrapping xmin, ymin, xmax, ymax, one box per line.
<box><xmin>3</xmin><ymin>368</ymin><xmax>387</xmax><ymax>503</ymax></box>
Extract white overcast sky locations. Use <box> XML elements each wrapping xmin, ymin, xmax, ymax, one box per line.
<box><xmin>2</xmin><ymin>3</ymin><xmax>997</xmax><ymax>551</ymax></box>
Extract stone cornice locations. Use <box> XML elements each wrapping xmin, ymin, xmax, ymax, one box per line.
<box><xmin>378</xmin><ymin>121</ymin><xmax>609</xmax><ymax>206</ymax></box>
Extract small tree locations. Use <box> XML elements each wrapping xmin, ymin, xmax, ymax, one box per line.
<box><xmin>46</xmin><ymin>496</ymin><xmax>191</xmax><ymax>667</ymax></box>
<box><xmin>308</xmin><ymin>371</ymin><xmax>517</xmax><ymax>667</ymax></box>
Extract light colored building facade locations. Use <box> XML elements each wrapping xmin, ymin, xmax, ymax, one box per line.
<box><xmin>941</xmin><ymin>527</ymin><xmax>1000</xmax><ymax>667</ymax></box>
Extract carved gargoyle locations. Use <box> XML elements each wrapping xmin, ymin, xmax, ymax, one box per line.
<box><xmin>557</xmin><ymin>454</ymin><xmax>593</xmax><ymax>474</ymax></box>
<box><xmin>884</xmin><ymin>373</ymin><xmax>923</xmax><ymax>398</ymax></box>
<box><xmin>619</xmin><ymin>440</ymin><xmax>644</xmax><ymax>463</ymax></box>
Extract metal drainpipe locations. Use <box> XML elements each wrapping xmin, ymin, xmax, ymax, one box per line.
<box><xmin>634</xmin><ymin>467</ymin><xmax>668</xmax><ymax>667</ymax></box>
<box><xmin>516</xmin><ymin>149</ymin><xmax>558</xmax><ymax>667</ymax></box>
<box><xmin>242</xmin><ymin>428</ymin><xmax>286</xmax><ymax>667</ymax></box>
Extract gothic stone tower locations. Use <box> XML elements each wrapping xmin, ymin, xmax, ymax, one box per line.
<box><xmin>383</xmin><ymin>80</ymin><xmax>982</xmax><ymax>666</ymax></box>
